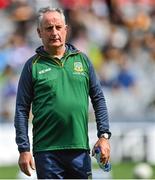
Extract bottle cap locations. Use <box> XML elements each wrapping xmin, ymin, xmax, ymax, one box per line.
<box><xmin>95</xmin><ymin>147</ymin><xmax>100</xmax><ymax>154</ymax></box>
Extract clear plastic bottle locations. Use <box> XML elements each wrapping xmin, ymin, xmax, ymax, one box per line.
<box><xmin>94</xmin><ymin>147</ymin><xmax>111</xmax><ymax>172</ymax></box>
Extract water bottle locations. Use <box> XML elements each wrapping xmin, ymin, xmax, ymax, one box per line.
<box><xmin>94</xmin><ymin>147</ymin><xmax>111</xmax><ymax>172</ymax></box>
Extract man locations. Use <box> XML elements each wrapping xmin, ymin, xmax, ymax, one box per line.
<box><xmin>14</xmin><ymin>7</ymin><xmax>111</xmax><ymax>179</ymax></box>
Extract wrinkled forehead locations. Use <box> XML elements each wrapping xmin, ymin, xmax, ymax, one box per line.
<box><xmin>41</xmin><ymin>11</ymin><xmax>65</xmax><ymax>26</ymax></box>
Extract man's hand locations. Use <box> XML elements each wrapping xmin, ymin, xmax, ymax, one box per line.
<box><xmin>18</xmin><ymin>152</ymin><xmax>35</xmax><ymax>176</ymax></box>
<box><xmin>92</xmin><ymin>138</ymin><xmax>110</xmax><ymax>164</ymax></box>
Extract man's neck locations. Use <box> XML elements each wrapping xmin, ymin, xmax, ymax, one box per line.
<box><xmin>44</xmin><ymin>45</ymin><xmax>66</xmax><ymax>59</ymax></box>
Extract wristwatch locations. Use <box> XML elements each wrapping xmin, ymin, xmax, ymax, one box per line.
<box><xmin>99</xmin><ymin>133</ymin><xmax>110</xmax><ymax>139</ymax></box>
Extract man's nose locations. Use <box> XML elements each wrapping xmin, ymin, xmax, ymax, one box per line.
<box><xmin>51</xmin><ymin>27</ymin><xmax>57</xmax><ymax>35</ymax></box>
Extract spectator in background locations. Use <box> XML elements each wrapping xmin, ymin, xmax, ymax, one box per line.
<box><xmin>0</xmin><ymin>65</ymin><xmax>18</xmax><ymax>123</ymax></box>
<box><xmin>0</xmin><ymin>0</ymin><xmax>10</xmax><ymax>9</ymax></box>
<box><xmin>116</xmin><ymin>53</ymin><xmax>137</xmax><ymax>90</ymax></box>
<box><xmin>7</xmin><ymin>32</ymin><xmax>33</xmax><ymax>72</ymax></box>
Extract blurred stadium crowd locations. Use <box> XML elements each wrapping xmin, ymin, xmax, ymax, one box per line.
<box><xmin>1</xmin><ymin>0</ymin><xmax>155</xmax><ymax>123</ymax></box>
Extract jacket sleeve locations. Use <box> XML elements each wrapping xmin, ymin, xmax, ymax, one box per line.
<box><xmin>14</xmin><ymin>59</ymin><xmax>34</xmax><ymax>153</ymax></box>
<box><xmin>88</xmin><ymin>58</ymin><xmax>111</xmax><ymax>138</ymax></box>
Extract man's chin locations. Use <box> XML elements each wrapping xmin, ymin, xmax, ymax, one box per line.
<box><xmin>49</xmin><ymin>43</ymin><xmax>63</xmax><ymax>48</ymax></box>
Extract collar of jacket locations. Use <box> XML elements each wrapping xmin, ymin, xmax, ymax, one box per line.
<box><xmin>35</xmin><ymin>43</ymin><xmax>80</xmax><ymax>59</ymax></box>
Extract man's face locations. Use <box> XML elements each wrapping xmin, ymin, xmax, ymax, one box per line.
<box><xmin>37</xmin><ymin>11</ymin><xmax>67</xmax><ymax>49</ymax></box>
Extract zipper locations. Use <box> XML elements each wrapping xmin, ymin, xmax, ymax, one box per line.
<box><xmin>41</xmin><ymin>55</ymin><xmax>63</xmax><ymax>67</ymax></box>
<box><xmin>52</xmin><ymin>58</ymin><xmax>63</xmax><ymax>67</ymax></box>
<box><xmin>61</xmin><ymin>52</ymin><xmax>78</xmax><ymax>67</ymax></box>
<box><xmin>40</xmin><ymin>51</ymin><xmax>79</xmax><ymax>67</ymax></box>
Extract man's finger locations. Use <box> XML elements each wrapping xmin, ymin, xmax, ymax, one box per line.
<box><xmin>19</xmin><ymin>162</ymin><xmax>31</xmax><ymax>176</ymax></box>
<box><xmin>100</xmin><ymin>149</ymin><xmax>109</xmax><ymax>164</ymax></box>
<box><xmin>30</xmin><ymin>159</ymin><xmax>35</xmax><ymax>170</ymax></box>
<box><xmin>92</xmin><ymin>147</ymin><xmax>96</xmax><ymax>156</ymax></box>
<box><xmin>23</xmin><ymin>166</ymin><xmax>31</xmax><ymax>176</ymax></box>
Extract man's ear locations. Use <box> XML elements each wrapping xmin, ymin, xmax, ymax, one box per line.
<box><xmin>65</xmin><ymin>25</ymin><xmax>68</xmax><ymax>32</ymax></box>
<box><xmin>37</xmin><ymin>28</ymin><xmax>41</xmax><ymax>38</ymax></box>
<box><xmin>65</xmin><ymin>25</ymin><xmax>70</xmax><ymax>41</ymax></box>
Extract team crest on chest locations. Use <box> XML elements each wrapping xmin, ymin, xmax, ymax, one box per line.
<box><xmin>74</xmin><ymin>62</ymin><xmax>84</xmax><ymax>72</ymax></box>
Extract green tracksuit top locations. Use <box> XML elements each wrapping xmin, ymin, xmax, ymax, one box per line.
<box><xmin>32</xmin><ymin>45</ymin><xmax>89</xmax><ymax>152</ymax></box>
<box><xmin>15</xmin><ymin>44</ymin><xmax>110</xmax><ymax>153</ymax></box>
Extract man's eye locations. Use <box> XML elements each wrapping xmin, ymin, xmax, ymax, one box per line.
<box><xmin>56</xmin><ymin>26</ymin><xmax>62</xmax><ymax>30</ymax></box>
<box><xmin>47</xmin><ymin>27</ymin><xmax>52</xmax><ymax>30</ymax></box>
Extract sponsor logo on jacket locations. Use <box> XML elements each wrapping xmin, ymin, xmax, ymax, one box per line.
<box><xmin>39</xmin><ymin>68</ymin><xmax>51</xmax><ymax>74</ymax></box>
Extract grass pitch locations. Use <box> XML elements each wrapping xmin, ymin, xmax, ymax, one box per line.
<box><xmin>0</xmin><ymin>162</ymin><xmax>155</xmax><ymax>179</ymax></box>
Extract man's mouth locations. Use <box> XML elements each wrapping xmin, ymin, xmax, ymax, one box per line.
<box><xmin>50</xmin><ymin>37</ymin><xmax>60</xmax><ymax>41</ymax></box>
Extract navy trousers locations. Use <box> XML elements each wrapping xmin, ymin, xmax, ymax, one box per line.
<box><xmin>34</xmin><ymin>149</ymin><xmax>92</xmax><ymax>179</ymax></box>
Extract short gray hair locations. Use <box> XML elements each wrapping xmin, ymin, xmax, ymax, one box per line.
<box><xmin>37</xmin><ymin>7</ymin><xmax>66</xmax><ymax>28</ymax></box>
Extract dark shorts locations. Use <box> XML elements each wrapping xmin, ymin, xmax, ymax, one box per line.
<box><xmin>34</xmin><ymin>149</ymin><xmax>92</xmax><ymax>179</ymax></box>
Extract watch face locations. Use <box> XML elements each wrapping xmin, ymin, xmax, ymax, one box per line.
<box><xmin>102</xmin><ymin>133</ymin><xmax>109</xmax><ymax>139</ymax></box>
<box><xmin>104</xmin><ymin>133</ymin><xmax>109</xmax><ymax>139</ymax></box>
